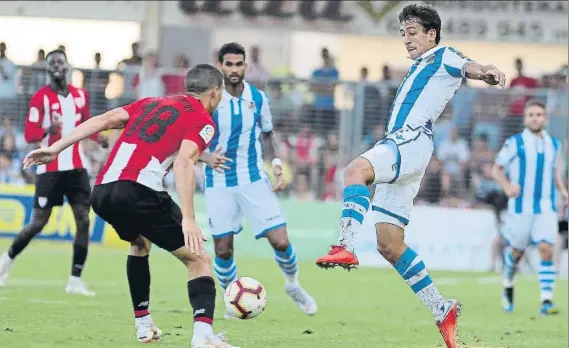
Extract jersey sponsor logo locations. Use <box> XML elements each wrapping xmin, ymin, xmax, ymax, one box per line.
<box><xmin>199</xmin><ymin>125</ymin><xmax>215</xmax><ymax>144</ymax></box>
<box><xmin>51</xmin><ymin>103</ymin><xmax>60</xmax><ymax>110</ymax></box>
<box><xmin>448</xmin><ymin>47</ymin><xmax>470</xmax><ymax>61</ymax></box>
<box><xmin>424</xmin><ymin>55</ymin><xmax>435</xmax><ymax>65</ymax></box>
<box><xmin>29</xmin><ymin>107</ymin><xmax>40</xmax><ymax>122</ymax></box>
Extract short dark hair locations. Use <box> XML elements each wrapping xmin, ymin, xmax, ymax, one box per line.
<box><xmin>185</xmin><ymin>64</ymin><xmax>223</xmax><ymax>94</ymax></box>
<box><xmin>46</xmin><ymin>49</ymin><xmax>67</xmax><ymax>60</ymax></box>
<box><xmin>218</xmin><ymin>42</ymin><xmax>246</xmax><ymax>63</ymax></box>
<box><xmin>525</xmin><ymin>98</ymin><xmax>546</xmax><ymax>111</ymax></box>
<box><xmin>399</xmin><ymin>4</ymin><xmax>442</xmax><ymax>44</ymax></box>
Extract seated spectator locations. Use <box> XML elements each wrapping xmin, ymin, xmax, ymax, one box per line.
<box><xmin>246</xmin><ymin>46</ymin><xmax>269</xmax><ymax>89</ymax></box>
<box><xmin>162</xmin><ymin>54</ymin><xmax>190</xmax><ymax>95</ymax></box>
<box><xmin>437</xmin><ymin>126</ymin><xmax>470</xmax><ymax>186</ymax></box>
<box><xmin>469</xmin><ymin>133</ymin><xmax>495</xmax><ymax>188</ymax></box>
<box><xmin>415</xmin><ymin>157</ymin><xmax>448</xmax><ymax>205</ymax></box>
<box><xmin>267</xmin><ymin>82</ymin><xmax>296</xmax><ymax>123</ymax></box>
<box><xmin>0</xmin><ymin>151</ymin><xmax>25</xmax><ymax>185</ymax></box>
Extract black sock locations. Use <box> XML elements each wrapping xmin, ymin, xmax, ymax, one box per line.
<box><xmin>188</xmin><ymin>276</ymin><xmax>216</xmax><ymax>325</ymax></box>
<box><xmin>127</xmin><ymin>255</ymin><xmax>151</xmax><ymax>318</ymax></box>
<box><xmin>71</xmin><ymin>244</ymin><xmax>88</xmax><ymax>277</ymax></box>
<box><xmin>8</xmin><ymin>225</ymin><xmax>43</xmax><ymax>259</ymax></box>
<box><xmin>505</xmin><ymin>286</ymin><xmax>514</xmax><ymax>304</ymax></box>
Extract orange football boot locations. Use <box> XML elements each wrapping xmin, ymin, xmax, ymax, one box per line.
<box><xmin>315</xmin><ymin>245</ymin><xmax>359</xmax><ymax>271</ymax></box>
<box><xmin>436</xmin><ymin>300</ymin><xmax>462</xmax><ymax>348</ymax></box>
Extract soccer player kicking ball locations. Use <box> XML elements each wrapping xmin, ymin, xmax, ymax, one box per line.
<box><xmin>24</xmin><ymin>64</ymin><xmax>239</xmax><ymax>348</ymax></box>
<box><xmin>0</xmin><ymin>49</ymin><xmax>108</xmax><ymax>296</ymax></box>
<box><xmin>200</xmin><ymin>42</ymin><xmax>317</xmax><ymax>318</ymax></box>
<box><xmin>315</xmin><ymin>4</ymin><xmax>506</xmax><ymax>348</ymax></box>
<box><xmin>493</xmin><ymin>99</ymin><xmax>568</xmax><ymax>316</ymax></box>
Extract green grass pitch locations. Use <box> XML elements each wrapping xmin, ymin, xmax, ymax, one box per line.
<box><xmin>0</xmin><ymin>241</ymin><xmax>567</xmax><ymax>348</ymax></box>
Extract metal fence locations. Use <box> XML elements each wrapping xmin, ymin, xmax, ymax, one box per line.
<box><xmin>0</xmin><ymin>66</ymin><xmax>567</xmax><ymax>210</ymax></box>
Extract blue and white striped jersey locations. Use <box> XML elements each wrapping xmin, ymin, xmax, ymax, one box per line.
<box><xmin>386</xmin><ymin>45</ymin><xmax>471</xmax><ymax>134</ymax></box>
<box><xmin>496</xmin><ymin>129</ymin><xmax>561</xmax><ymax>214</ymax></box>
<box><xmin>204</xmin><ymin>81</ymin><xmax>273</xmax><ymax>188</ymax></box>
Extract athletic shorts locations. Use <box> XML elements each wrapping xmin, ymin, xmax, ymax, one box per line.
<box><xmin>34</xmin><ymin>169</ymin><xmax>91</xmax><ymax>209</ymax></box>
<box><xmin>360</xmin><ymin>126</ymin><xmax>433</xmax><ymax>228</ymax></box>
<box><xmin>204</xmin><ymin>178</ymin><xmax>286</xmax><ymax>239</ymax></box>
<box><xmin>503</xmin><ymin>212</ymin><xmax>558</xmax><ymax>250</ymax></box>
<box><xmin>90</xmin><ymin>180</ymin><xmax>184</xmax><ymax>252</ymax></box>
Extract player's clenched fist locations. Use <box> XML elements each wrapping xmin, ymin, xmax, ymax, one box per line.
<box><xmin>272</xmin><ymin>166</ymin><xmax>286</xmax><ymax>192</ymax></box>
<box><xmin>505</xmin><ymin>183</ymin><xmax>521</xmax><ymax>198</ymax></box>
<box><xmin>482</xmin><ymin>64</ymin><xmax>506</xmax><ymax>88</ymax></box>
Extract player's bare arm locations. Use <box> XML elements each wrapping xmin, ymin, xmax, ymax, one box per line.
<box><xmin>173</xmin><ymin>139</ymin><xmax>206</xmax><ymax>255</ymax></box>
<box><xmin>492</xmin><ymin>163</ymin><xmax>520</xmax><ymax>198</ymax></box>
<box><xmin>263</xmin><ymin>130</ymin><xmax>285</xmax><ymax>192</ymax></box>
<box><xmin>554</xmin><ymin>165</ymin><xmax>569</xmax><ymax>205</ymax></box>
<box><xmin>464</xmin><ymin>62</ymin><xmax>506</xmax><ymax>87</ymax></box>
<box><xmin>23</xmin><ymin>107</ymin><xmax>129</xmax><ymax>169</ymax></box>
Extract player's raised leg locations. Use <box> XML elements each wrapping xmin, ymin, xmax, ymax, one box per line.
<box><xmin>377</xmin><ymin>222</ymin><xmax>461</xmax><ymax>348</ymax></box>
<box><xmin>65</xmin><ymin>202</ymin><xmax>95</xmax><ymax>296</ymax></box>
<box><xmin>127</xmin><ymin>236</ymin><xmax>162</xmax><ymax>343</ymax></box>
<box><xmin>0</xmin><ymin>208</ymin><xmax>52</xmax><ymax>286</ymax></box>
<box><xmin>316</xmin><ymin>140</ymin><xmax>398</xmax><ymax>269</ymax></box>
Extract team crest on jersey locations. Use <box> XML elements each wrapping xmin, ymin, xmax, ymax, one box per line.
<box><xmin>424</xmin><ymin>55</ymin><xmax>435</xmax><ymax>65</ymax></box>
<box><xmin>199</xmin><ymin>125</ymin><xmax>215</xmax><ymax>144</ymax></box>
<box><xmin>249</xmin><ymin>101</ymin><xmax>255</xmax><ymax>111</ymax></box>
<box><xmin>37</xmin><ymin>197</ymin><xmax>47</xmax><ymax>208</ymax></box>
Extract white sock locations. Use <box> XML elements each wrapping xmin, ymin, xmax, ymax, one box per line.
<box><xmin>193</xmin><ymin>321</ymin><xmax>214</xmax><ymax>338</ymax></box>
<box><xmin>274</xmin><ymin>245</ymin><xmax>299</xmax><ymax>286</ymax></box>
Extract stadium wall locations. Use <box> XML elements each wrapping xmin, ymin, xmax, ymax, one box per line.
<box><xmin>0</xmin><ymin>184</ymin><xmax>566</xmax><ymax>275</ymax></box>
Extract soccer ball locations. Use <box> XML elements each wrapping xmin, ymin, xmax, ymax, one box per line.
<box><xmin>224</xmin><ymin>277</ymin><xmax>267</xmax><ymax>319</ymax></box>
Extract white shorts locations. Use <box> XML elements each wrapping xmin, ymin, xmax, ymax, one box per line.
<box><xmin>204</xmin><ymin>178</ymin><xmax>286</xmax><ymax>239</ymax></box>
<box><xmin>360</xmin><ymin>127</ymin><xmax>434</xmax><ymax>228</ymax></box>
<box><xmin>503</xmin><ymin>212</ymin><xmax>558</xmax><ymax>250</ymax></box>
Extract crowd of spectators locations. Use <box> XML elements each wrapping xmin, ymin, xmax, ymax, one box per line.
<box><xmin>0</xmin><ymin>41</ymin><xmax>567</xmax><ymax>215</ymax></box>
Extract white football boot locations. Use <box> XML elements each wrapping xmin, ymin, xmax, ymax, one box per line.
<box><xmin>135</xmin><ymin>315</ymin><xmax>163</xmax><ymax>343</ymax></box>
<box><xmin>0</xmin><ymin>252</ymin><xmax>13</xmax><ymax>287</ymax></box>
<box><xmin>65</xmin><ymin>276</ymin><xmax>95</xmax><ymax>297</ymax></box>
<box><xmin>285</xmin><ymin>283</ymin><xmax>318</xmax><ymax>315</ymax></box>
<box><xmin>191</xmin><ymin>332</ymin><xmax>240</xmax><ymax>348</ymax></box>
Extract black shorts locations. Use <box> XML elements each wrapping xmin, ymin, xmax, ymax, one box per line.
<box><xmin>90</xmin><ymin>181</ymin><xmax>185</xmax><ymax>252</ymax></box>
<box><xmin>34</xmin><ymin>169</ymin><xmax>91</xmax><ymax>209</ymax></box>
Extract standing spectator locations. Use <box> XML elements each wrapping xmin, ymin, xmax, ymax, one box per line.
<box><xmin>163</xmin><ymin>54</ymin><xmax>190</xmax><ymax>95</ymax></box>
<box><xmin>0</xmin><ymin>151</ymin><xmax>25</xmax><ymax>185</ymax></box>
<box><xmin>323</xmin><ymin>132</ymin><xmax>340</xmax><ymax>199</ymax></box>
<box><xmin>358</xmin><ymin>66</ymin><xmax>381</xmax><ymax>135</ymax></box>
<box><xmin>289</xmin><ymin>126</ymin><xmax>323</xmax><ymax>190</ymax></box>
<box><xmin>83</xmin><ymin>52</ymin><xmax>110</xmax><ymax>116</ymax></box>
<box><xmin>437</xmin><ymin>127</ymin><xmax>470</xmax><ymax>194</ymax></box>
<box><xmin>310</xmin><ymin>48</ymin><xmax>339</xmax><ymax>135</ymax></box>
<box><xmin>0</xmin><ymin>42</ymin><xmax>17</xmax><ymax>99</ymax></box>
<box><xmin>117</xmin><ymin>42</ymin><xmax>143</xmax><ymax>105</ymax></box>
<box><xmin>246</xmin><ymin>46</ymin><xmax>269</xmax><ymax>89</ymax></box>
<box><xmin>510</xmin><ymin>58</ymin><xmax>539</xmax><ymax>89</ymax></box>
<box><xmin>285</xmin><ymin>73</ymin><xmax>304</xmax><ymax>109</ymax></box>
<box><xmin>415</xmin><ymin>157</ymin><xmax>448</xmax><ymax>205</ymax></box>
<box><xmin>28</xmin><ymin>49</ymin><xmax>49</xmax><ymax>95</ymax></box>
<box><xmin>132</xmin><ymin>52</ymin><xmax>165</xmax><ymax>98</ymax></box>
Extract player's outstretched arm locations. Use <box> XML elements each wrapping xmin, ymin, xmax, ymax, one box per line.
<box><xmin>174</xmin><ymin>139</ymin><xmax>206</xmax><ymax>254</ymax></box>
<box><xmin>464</xmin><ymin>63</ymin><xmax>506</xmax><ymax>87</ymax></box>
<box><xmin>23</xmin><ymin>107</ymin><xmax>129</xmax><ymax>169</ymax></box>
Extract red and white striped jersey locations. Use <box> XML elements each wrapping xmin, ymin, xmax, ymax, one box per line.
<box><xmin>95</xmin><ymin>95</ymin><xmax>215</xmax><ymax>192</ymax></box>
<box><xmin>25</xmin><ymin>85</ymin><xmax>96</xmax><ymax>174</ymax></box>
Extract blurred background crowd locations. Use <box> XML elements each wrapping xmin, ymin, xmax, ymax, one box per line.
<box><xmin>1</xmin><ymin>40</ymin><xmax>567</xmax><ymax>211</ymax></box>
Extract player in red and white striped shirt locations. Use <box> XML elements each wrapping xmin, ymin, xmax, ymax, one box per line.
<box><xmin>21</xmin><ymin>64</ymin><xmax>240</xmax><ymax>348</ymax></box>
<box><xmin>0</xmin><ymin>49</ymin><xmax>108</xmax><ymax>296</ymax></box>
